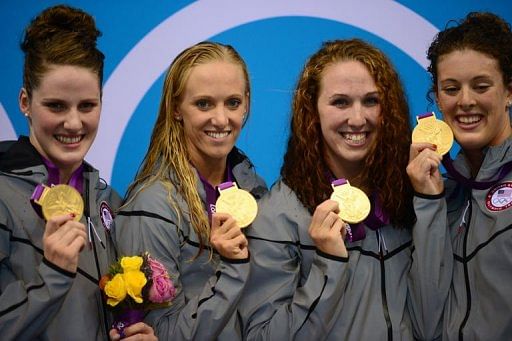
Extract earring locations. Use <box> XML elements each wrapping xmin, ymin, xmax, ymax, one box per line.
<box><xmin>175</xmin><ymin>115</ymin><xmax>182</xmax><ymax>121</ymax></box>
<box><xmin>24</xmin><ymin>112</ymin><xmax>29</xmax><ymax>117</ymax></box>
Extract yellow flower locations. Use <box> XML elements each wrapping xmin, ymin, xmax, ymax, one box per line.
<box><xmin>120</xmin><ymin>256</ymin><xmax>143</xmax><ymax>272</ymax></box>
<box><xmin>104</xmin><ymin>274</ymin><xmax>127</xmax><ymax>307</ymax></box>
<box><xmin>123</xmin><ymin>270</ymin><xmax>147</xmax><ymax>304</ymax></box>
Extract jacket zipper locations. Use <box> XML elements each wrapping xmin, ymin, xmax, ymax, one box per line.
<box><xmin>458</xmin><ymin>198</ymin><xmax>473</xmax><ymax>341</ymax></box>
<box><xmin>377</xmin><ymin>230</ymin><xmax>393</xmax><ymax>341</ymax></box>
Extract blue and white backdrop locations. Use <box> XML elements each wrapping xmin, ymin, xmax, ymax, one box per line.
<box><xmin>1</xmin><ymin>1</ymin><xmax>511</xmax><ymax>195</ymax></box>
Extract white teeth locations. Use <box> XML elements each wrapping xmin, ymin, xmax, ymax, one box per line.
<box><xmin>341</xmin><ymin>132</ymin><xmax>366</xmax><ymax>144</ymax></box>
<box><xmin>458</xmin><ymin>115</ymin><xmax>481</xmax><ymax>124</ymax></box>
<box><xmin>206</xmin><ymin>131</ymin><xmax>229</xmax><ymax>139</ymax></box>
<box><xmin>55</xmin><ymin>135</ymin><xmax>82</xmax><ymax>144</ymax></box>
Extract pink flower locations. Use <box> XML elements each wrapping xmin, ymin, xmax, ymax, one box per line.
<box><xmin>149</xmin><ymin>275</ymin><xmax>176</xmax><ymax>303</ymax></box>
<box><xmin>148</xmin><ymin>256</ymin><xmax>167</xmax><ymax>277</ymax></box>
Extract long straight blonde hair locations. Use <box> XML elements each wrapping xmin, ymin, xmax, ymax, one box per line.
<box><xmin>126</xmin><ymin>42</ymin><xmax>250</xmax><ymax>257</ymax></box>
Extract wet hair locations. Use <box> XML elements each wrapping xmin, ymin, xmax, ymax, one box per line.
<box><xmin>126</xmin><ymin>42</ymin><xmax>250</xmax><ymax>257</ymax></box>
<box><xmin>21</xmin><ymin>5</ymin><xmax>104</xmax><ymax>98</ymax></box>
<box><xmin>427</xmin><ymin>12</ymin><xmax>512</xmax><ymax>102</ymax></box>
<box><xmin>281</xmin><ymin>39</ymin><xmax>415</xmax><ymax>229</ymax></box>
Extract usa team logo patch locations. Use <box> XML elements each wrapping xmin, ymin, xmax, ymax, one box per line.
<box><xmin>486</xmin><ymin>182</ymin><xmax>512</xmax><ymax>212</ymax></box>
<box><xmin>99</xmin><ymin>201</ymin><xmax>115</xmax><ymax>231</ymax></box>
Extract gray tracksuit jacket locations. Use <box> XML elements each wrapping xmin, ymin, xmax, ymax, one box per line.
<box><xmin>241</xmin><ymin>180</ymin><xmax>414</xmax><ymax>340</ymax></box>
<box><xmin>114</xmin><ymin>147</ymin><xmax>267</xmax><ymax>340</ymax></box>
<box><xmin>409</xmin><ymin>137</ymin><xmax>512</xmax><ymax>341</ymax></box>
<box><xmin>0</xmin><ymin>136</ymin><xmax>121</xmax><ymax>340</ymax></box>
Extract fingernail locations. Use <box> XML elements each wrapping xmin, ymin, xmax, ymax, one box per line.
<box><xmin>70</xmin><ymin>213</ymin><xmax>76</xmax><ymax>218</ymax></box>
<box><xmin>433</xmin><ymin>144</ymin><xmax>437</xmax><ymax>149</ymax></box>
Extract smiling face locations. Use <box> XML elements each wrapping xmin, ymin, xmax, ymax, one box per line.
<box><xmin>317</xmin><ymin>60</ymin><xmax>381</xmax><ymax>177</ymax></box>
<box><xmin>20</xmin><ymin>64</ymin><xmax>101</xmax><ymax>180</ymax></box>
<box><xmin>176</xmin><ymin>60</ymin><xmax>248</xmax><ymax>170</ymax></box>
<box><xmin>436</xmin><ymin>49</ymin><xmax>512</xmax><ymax>152</ymax></box>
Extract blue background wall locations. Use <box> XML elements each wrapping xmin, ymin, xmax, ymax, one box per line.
<box><xmin>2</xmin><ymin>1</ymin><xmax>511</xmax><ymax>195</ymax></box>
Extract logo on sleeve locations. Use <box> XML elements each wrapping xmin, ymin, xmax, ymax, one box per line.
<box><xmin>99</xmin><ymin>201</ymin><xmax>115</xmax><ymax>231</ymax></box>
<box><xmin>486</xmin><ymin>182</ymin><xmax>512</xmax><ymax>212</ymax></box>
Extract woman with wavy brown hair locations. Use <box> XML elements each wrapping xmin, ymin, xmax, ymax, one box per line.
<box><xmin>407</xmin><ymin>12</ymin><xmax>512</xmax><ymax>340</ymax></box>
<box><xmin>241</xmin><ymin>39</ymin><xmax>415</xmax><ymax>340</ymax></box>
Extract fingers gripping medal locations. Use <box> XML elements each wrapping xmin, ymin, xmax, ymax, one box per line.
<box><xmin>215</xmin><ymin>182</ymin><xmax>258</xmax><ymax>228</ymax></box>
<box><xmin>412</xmin><ymin>112</ymin><xmax>454</xmax><ymax>155</ymax></box>
<box><xmin>330</xmin><ymin>179</ymin><xmax>371</xmax><ymax>224</ymax></box>
<box><xmin>32</xmin><ymin>184</ymin><xmax>84</xmax><ymax>221</ymax></box>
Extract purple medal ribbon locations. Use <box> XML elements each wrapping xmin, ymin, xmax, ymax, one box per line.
<box><xmin>42</xmin><ymin>157</ymin><xmax>84</xmax><ymax>193</ymax></box>
<box><xmin>30</xmin><ymin>158</ymin><xmax>85</xmax><ymax>218</ymax></box>
<box><xmin>330</xmin><ymin>177</ymin><xmax>389</xmax><ymax>243</ymax></box>
<box><xmin>442</xmin><ymin>154</ymin><xmax>512</xmax><ymax>190</ymax></box>
<box><xmin>345</xmin><ymin>193</ymin><xmax>390</xmax><ymax>243</ymax></box>
<box><xmin>417</xmin><ymin>112</ymin><xmax>434</xmax><ymax>120</ymax></box>
<box><xmin>197</xmin><ymin>165</ymin><xmax>234</xmax><ymax>223</ymax></box>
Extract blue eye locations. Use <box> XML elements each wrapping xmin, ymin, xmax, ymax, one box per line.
<box><xmin>363</xmin><ymin>96</ymin><xmax>380</xmax><ymax>106</ymax></box>
<box><xmin>442</xmin><ymin>86</ymin><xmax>459</xmax><ymax>95</ymax></box>
<box><xmin>226</xmin><ymin>98</ymin><xmax>242</xmax><ymax>109</ymax></box>
<box><xmin>78</xmin><ymin>102</ymin><xmax>98</xmax><ymax>112</ymax></box>
<box><xmin>331</xmin><ymin>98</ymin><xmax>349</xmax><ymax>107</ymax></box>
<box><xmin>195</xmin><ymin>99</ymin><xmax>212</xmax><ymax>110</ymax></box>
<box><xmin>44</xmin><ymin>102</ymin><xmax>66</xmax><ymax>112</ymax></box>
<box><xmin>474</xmin><ymin>84</ymin><xmax>491</xmax><ymax>93</ymax></box>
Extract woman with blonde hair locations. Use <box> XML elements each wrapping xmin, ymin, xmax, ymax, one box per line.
<box><xmin>241</xmin><ymin>39</ymin><xmax>415</xmax><ymax>340</ymax></box>
<box><xmin>115</xmin><ymin>41</ymin><xmax>267</xmax><ymax>340</ymax></box>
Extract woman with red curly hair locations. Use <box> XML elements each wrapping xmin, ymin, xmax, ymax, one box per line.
<box><xmin>240</xmin><ymin>39</ymin><xmax>415</xmax><ymax>340</ymax></box>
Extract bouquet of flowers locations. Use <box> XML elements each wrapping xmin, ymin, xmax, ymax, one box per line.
<box><xmin>99</xmin><ymin>253</ymin><xmax>176</xmax><ymax>334</ymax></box>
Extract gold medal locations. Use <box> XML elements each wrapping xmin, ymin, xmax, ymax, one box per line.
<box><xmin>330</xmin><ymin>179</ymin><xmax>370</xmax><ymax>224</ymax></box>
<box><xmin>412</xmin><ymin>112</ymin><xmax>453</xmax><ymax>155</ymax></box>
<box><xmin>33</xmin><ymin>184</ymin><xmax>84</xmax><ymax>221</ymax></box>
<box><xmin>215</xmin><ymin>182</ymin><xmax>258</xmax><ymax>228</ymax></box>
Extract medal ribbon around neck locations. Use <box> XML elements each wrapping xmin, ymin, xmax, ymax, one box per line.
<box><xmin>412</xmin><ymin>112</ymin><xmax>454</xmax><ymax>155</ymax></box>
<box><xmin>442</xmin><ymin>154</ymin><xmax>512</xmax><ymax>190</ymax></box>
<box><xmin>215</xmin><ymin>181</ymin><xmax>258</xmax><ymax>228</ymax></box>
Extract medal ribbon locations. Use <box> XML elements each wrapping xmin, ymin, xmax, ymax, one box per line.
<box><xmin>330</xmin><ymin>178</ymin><xmax>389</xmax><ymax>243</ymax></box>
<box><xmin>346</xmin><ymin>194</ymin><xmax>390</xmax><ymax>243</ymax></box>
<box><xmin>30</xmin><ymin>158</ymin><xmax>85</xmax><ymax>218</ymax></box>
<box><xmin>417</xmin><ymin>112</ymin><xmax>434</xmax><ymax>120</ymax></box>
<box><xmin>197</xmin><ymin>165</ymin><xmax>234</xmax><ymax>223</ymax></box>
<box><xmin>42</xmin><ymin>157</ymin><xmax>84</xmax><ymax>193</ymax></box>
<box><xmin>442</xmin><ymin>154</ymin><xmax>512</xmax><ymax>190</ymax></box>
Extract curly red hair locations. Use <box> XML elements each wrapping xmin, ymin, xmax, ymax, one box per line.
<box><xmin>281</xmin><ymin>39</ymin><xmax>415</xmax><ymax>228</ymax></box>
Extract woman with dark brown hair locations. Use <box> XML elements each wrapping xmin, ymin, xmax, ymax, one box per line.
<box><xmin>0</xmin><ymin>5</ymin><xmax>155</xmax><ymax>340</ymax></box>
<box><xmin>408</xmin><ymin>12</ymin><xmax>512</xmax><ymax>340</ymax></box>
<box><xmin>241</xmin><ymin>39</ymin><xmax>415</xmax><ymax>340</ymax></box>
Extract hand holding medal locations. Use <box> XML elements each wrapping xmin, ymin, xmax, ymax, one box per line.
<box><xmin>32</xmin><ymin>184</ymin><xmax>84</xmax><ymax>221</ymax></box>
<box><xmin>215</xmin><ymin>182</ymin><xmax>258</xmax><ymax>228</ymax></box>
<box><xmin>31</xmin><ymin>184</ymin><xmax>87</xmax><ymax>273</ymax></box>
<box><xmin>412</xmin><ymin>112</ymin><xmax>453</xmax><ymax>155</ymax></box>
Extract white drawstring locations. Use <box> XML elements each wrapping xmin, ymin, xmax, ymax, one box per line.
<box><xmin>377</xmin><ymin>229</ymin><xmax>388</xmax><ymax>254</ymax></box>
<box><xmin>87</xmin><ymin>216</ymin><xmax>105</xmax><ymax>249</ymax></box>
<box><xmin>460</xmin><ymin>200</ymin><xmax>471</xmax><ymax>229</ymax></box>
